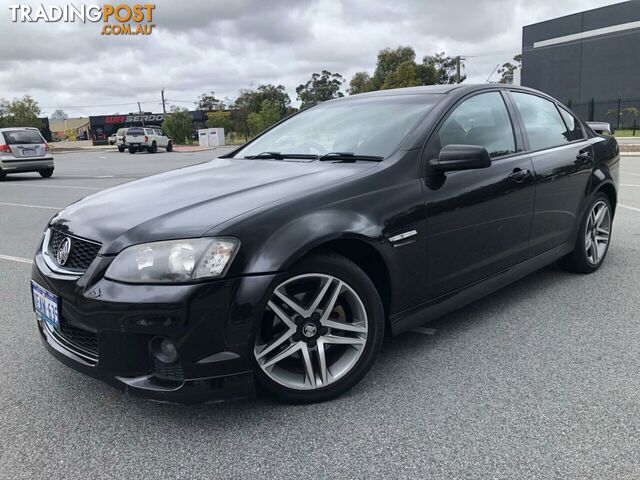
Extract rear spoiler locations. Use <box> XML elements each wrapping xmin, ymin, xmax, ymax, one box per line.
<box><xmin>586</xmin><ymin>122</ymin><xmax>614</xmax><ymax>135</ymax></box>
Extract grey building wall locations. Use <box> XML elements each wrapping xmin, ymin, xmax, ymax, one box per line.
<box><xmin>521</xmin><ymin>1</ymin><xmax>640</xmax><ymax>123</ymax></box>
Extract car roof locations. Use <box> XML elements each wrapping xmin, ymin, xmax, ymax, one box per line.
<box><xmin>334</xmin><ymin>83</ymin><xmax>556</xmax><ymax>101</ymax></box>
<box><xmin>0</xmin><ymin>127</ymin><xmax>41</xmax><ymax>131</ymax></box>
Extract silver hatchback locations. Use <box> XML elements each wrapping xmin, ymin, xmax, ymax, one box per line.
<box><xmin>0</xmin><ymin>127</ymin><xmax>54</xmax><ymax>179</ymax></box>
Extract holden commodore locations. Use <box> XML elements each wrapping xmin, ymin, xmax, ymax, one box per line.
<box><xmin>31</xmin><ymin>85</ymin><xmax>619</xmax><ymax>404</ymax></box>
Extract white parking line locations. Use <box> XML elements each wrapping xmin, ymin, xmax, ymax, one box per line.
<box><xmin>620</xmin><ymin>204</ymin><xmax>640</xmax><ymax>213</ymax></box>
<box><xmin>0</xmin><ymin>254</ymin><xmax>33</xmax><ymax>265</ymax></box>
<box><xmin>622</xmin><ymin>172</ymin><xmax>640</xmax><ymax>177</ymax></box>
<box><xmin>411</xmin><ymin>327</ymin><xmax>437</xmax><ymax>335</ymax></box>
<box><xmin>0</xmin><ymin>201</ymin><xmax>60</xmax><ymax>210</ymax></box>
<box><xmin>1</xmin><ymin>183</ymin><xmax>100</xmax><ymax>191</ymax></box>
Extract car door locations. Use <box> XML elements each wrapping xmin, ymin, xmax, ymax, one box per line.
<box><xmin>155</xmin><ymin>129</ymin><xmax>167</xmax><ymax>147</ymax></box>
<box><xmin>422</xmin><ymin>91</ymin><xmax>536</xmax><ymax>298</ymax></box>
<box><xmin>508</xmin><ymin>91</ymin><xmax>594</xmax><ymax>257</ymax></box>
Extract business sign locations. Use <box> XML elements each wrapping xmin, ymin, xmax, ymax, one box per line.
<box><xmin>104</xmin><ymin>114</ymin><xmax>165</xmax><ymax>124</ymax></box>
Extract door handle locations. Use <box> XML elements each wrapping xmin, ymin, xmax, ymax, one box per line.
<box><xmin>508</xmin><ymin>168</ymin><xmax>531</xmax><ymax>182</ymax></box>
<box><xmin>576</xmin><ymin>150</ymin><xmax>592</xmax><ymax>162</ymax></box>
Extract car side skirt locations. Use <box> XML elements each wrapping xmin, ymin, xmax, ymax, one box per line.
<box><xmin>390</xmin><ymin>241</ymin><xmax>574</xmax><ymax>335</ymax></box>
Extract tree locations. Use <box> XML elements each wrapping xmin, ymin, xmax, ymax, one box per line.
<box><xmin>497</xmin><ymin>54</ymin><xmax>522</xmax><ymax>84</ymax></box>
<box><xmin>207</xmin><ymin>111</ymin><xmax>233</xmax><ymax>133</ymax></box>
<box><xmin>247</xmin><ymin>100</ymin><xmax>281</xmax><ymax>136</ymax></box>
<box><xmin>196</xmin><ymin>91</ymin><xmax>223</xmax><ymax>111</ymax></box>
<box><xmin>228</xmin><ymin>85</ymin><xmax>291</xmax><ymax>140</ymax></box>
<box><xmin>296</xmin><ymin>70</ymin><xmax>345</xmax><ymax>108</ymax></box>
<box><xmin>372</xmin><ymin>46</ymin><xmax>416</xmax><ymax>90</ymax></box>
<box><xmin>162</xmin><ymin>107</ymin><xmax>192</xmax><ymax>144</ymax></box>
<box><xmin>381</xmin><ymin>60</ymin><xmax>421</xmax><ymax>89</ymax></box>
<box><xmin>250</xmin><ymin>84</ymin><xmax>291</xmax><ymax>117</ymax></box>
<box><xmin>348</xmin><ymin>72</ymin><xmax>374</xmax><ymax>95</ymax></box>
<box><xmin>423</xmin><ymin>53</ymin><xmax>466</xmax><ymax>84</ymax></box>
<box><xmin>0</xmin><ymin>95</ymin><xmax>43</xmax><ymax>128</ymax></box>
<box><xmin>51</xmin><ymin>109</ymin><xmax>68</xmax><ymax>120</ymax></box>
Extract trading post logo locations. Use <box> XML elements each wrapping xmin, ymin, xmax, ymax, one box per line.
<box><xmin>8</xmin><ymin>3</ymin><xmax>156</xmax><ymax>36</ymax></box>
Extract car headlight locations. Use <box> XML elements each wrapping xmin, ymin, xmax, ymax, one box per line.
<box><xmin>105</xmin><ymin>238</ymin><xmax>239</xmax><ymax>283</ymax></box>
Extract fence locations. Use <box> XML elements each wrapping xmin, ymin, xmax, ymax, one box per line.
<box><xmin>566</xmin><ymin>98</ymin><xmax>640</xmax><ymax>134</ymax></box>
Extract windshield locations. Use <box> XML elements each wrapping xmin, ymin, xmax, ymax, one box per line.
<box><xmin>3</xmin><ymin>130</ymin><xmax>44</xmax><ymax>145</ymax></box>
<box><xmin>235</xmin><ymin>94</ymin><xmax>441</xmax><ymax>159</ymax></box>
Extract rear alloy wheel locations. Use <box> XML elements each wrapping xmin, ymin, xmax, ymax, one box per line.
<box><xmin>559</xmin><ymin>193</ymin><xmax>612</xmax><ymax>273</ymax></box>
<box><xmin>253</xmin><ymin>254</ymin><xmax>384</xmax><ymax>403</ymax></box>
<box><xmin>38</xmin><ymin>168</ymin><xmax>54</xmax><ymax>178</ymax></box>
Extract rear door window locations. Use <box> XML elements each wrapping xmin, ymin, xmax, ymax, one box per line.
<box><xmin>2</xmin><ymin>130</ymin><xmax>44</xmax><ymax>144</ymax></box>
<box><xmin>511</xmin><ymin>92</ymin><xmax>571</xmax><ymax>150</ymax></box>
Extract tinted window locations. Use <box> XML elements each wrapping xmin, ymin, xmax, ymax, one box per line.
<box><xmin>558</xmin><ymin>108</ymin><xmax>584</xmax><ymax>141</ymax></box>
<box><xmin>511</xmin><ymin>92</ymin><xmax>571</xmax><ymax>150</ymax></box>
<box><xmin>127</xmin><ymin>128</ymin><xmax>144</xmax><ymax>135</ymax></box>
<box><xmin>236</xmin><ymin>94</ymin><xmax>441</xmax><ymax>159</ymax></box>
<box><xmin>154</xmin><ymin>129</ymin><xmax>163</xmax><ymax>136</ymax></box>
<box><xmin>431</xmin><ymin>92</ymin><xmax>516</xmax><ymax>159</ymax></box>
<box><xmin>2</xmin><ymin>129</ymin><xmax>44</xmax><ymax>144</ymax></box>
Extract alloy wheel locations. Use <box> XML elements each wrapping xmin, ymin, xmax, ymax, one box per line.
<box><xmin>254</xmin><ymin>273</ymin><xmax>368</xmax><ymax>390</ymax></box>
<box><xmin>585</xmin><ymin>200</ymin><xmax>611</xmax><ymax>265</ymax></box>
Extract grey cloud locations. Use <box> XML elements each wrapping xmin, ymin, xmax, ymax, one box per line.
<box><xmin>0</xmin><ymin>0</ymin><xmax>623</xmax><ymax>117</ymax></box>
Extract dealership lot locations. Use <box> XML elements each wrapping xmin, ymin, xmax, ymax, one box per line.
<box><xmin>1</xmin><ymin>151</ymin><xmax>639</xmax><ymax>479</ymax></box>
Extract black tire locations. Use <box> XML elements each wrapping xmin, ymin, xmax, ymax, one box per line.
<box><xmin>253</xmin><ymin>253</ymin><xmax>384</xmax><ymax>404</ymax></box>
<box><xmin>118</xmin><ymin>146</ymin><xmax>125</xmax><ymax>152</ymax></box>
<box><xmin>0</xmin><ymin>169</ymin><xmax>6</xmax><ymax>180</ymax></box>
<box><xmin>128</xmin><ymin>147</ymin><xmax>137</xmax><ymax>154</ymax></box>
<box><xmin>166</xmin><ymin>141</ymin><xmax>173</xmax><ymax>152</ymax></box>
<box><xmin>149</xmin><ymin>142</ymin><xmax>157</xmax><ymax>154</ymax></box>
<box><xmin>558</xmin><ymin>192</ymin><xmax>613</xmax><ymax>273</ymax></box>
<box><xmin>38</xmin><ymin>168</ymin><xmax>54</xmax><ymax>178</ymax></box>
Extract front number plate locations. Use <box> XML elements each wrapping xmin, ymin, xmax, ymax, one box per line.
<box><xmin>31</xmin><ymin>281</ymin><xmax>59</xmax><ymax>330</ymax></box>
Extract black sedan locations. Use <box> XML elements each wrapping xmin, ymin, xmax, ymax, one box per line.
<box><xmin>31</xmin><ymin>85</ymin><xmax>619</xmax><ymax>404</ymax></box>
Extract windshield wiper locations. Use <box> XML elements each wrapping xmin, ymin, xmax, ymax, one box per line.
<box><xmin>245</xmin><ymin>152</ymin><xmax>317</xmax><ymax>160</ymax></box>
<box><xmin>318</xmin><ymin>152</ymin><xmax>383</xmax><ymax>162</ymax></box>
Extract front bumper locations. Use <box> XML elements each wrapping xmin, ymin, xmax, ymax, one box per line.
<box><xmin>32</xmin><ymin>251</ymin><xmax>276</xmax><ymax>404</ymax></box>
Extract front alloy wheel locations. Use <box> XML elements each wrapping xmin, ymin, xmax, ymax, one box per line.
<box><xmin>253</xmin><ymin>254</ymin><xmax>383</xmax><ymax>403</ymax></box>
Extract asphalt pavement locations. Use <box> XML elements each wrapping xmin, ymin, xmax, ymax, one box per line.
<box><xmin>1</xmin><ymin>149</ymin><xmax>639</xmax><ymax>479</ymax></box>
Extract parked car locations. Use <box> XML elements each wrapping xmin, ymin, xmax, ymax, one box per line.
<box><xmin>114</xmin><ymin>128</ymin><xmax>128</xmax><ymax>152</ymax></box>
<box><xmin>124</xmin><ymin>127</ymin><xmax>173</xmax><ymax>153</ymax></box>
<box><xmin>31</xmin><ymin>85</ymin><xmax>619</xmax><ymax>404</ymax></box>
<box><xmin>587</xmin><ymin>121</ymin><xmax>614</xmax><ymax>135</ymax></box>
<box><xmin>108</xmin><ymin>134</ymin><xmax>117</xmax><ymax>145</ymax></box>
<box><xmin>0</xmin><ymin>127</ymin><xmax>54</xmax><ymax>179</ymax></box>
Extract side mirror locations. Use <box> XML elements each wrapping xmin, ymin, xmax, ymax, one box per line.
<box><xmin>429</xmin><ymin>144</ymin><xmax>491</xmax><ymax>172</ymax></box>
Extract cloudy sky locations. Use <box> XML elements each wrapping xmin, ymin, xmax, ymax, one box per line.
<box><xmin>0</xmin><ymin>0</ymin><xmax>623</xmax><ymax>117</ymax></box>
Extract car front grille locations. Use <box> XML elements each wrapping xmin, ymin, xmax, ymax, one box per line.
<box><xmin>41</xmin><ymin>317</ymin><xmax>99</xmax><ymax>366</ymax></box>
<box><xmin>47</xmin><ymin>228</ymin><xmax>101</xmax><ymax>272</ymax></box>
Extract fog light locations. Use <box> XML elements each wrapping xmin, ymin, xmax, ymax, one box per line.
<box><xmin>151</xmin><ymin>337</ymin><xmax>178</xmax><ymax>363</ymax></box>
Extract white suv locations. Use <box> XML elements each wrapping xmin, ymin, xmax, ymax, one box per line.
<box><xmin>123</xmin><ymin>127</ymin><xmax>173</xmax><ymax>154</ymax></box>
<box><xmin>0</xmin><ymin>127</ymin><xmax>54</xmax><ymax>179</ymax></box>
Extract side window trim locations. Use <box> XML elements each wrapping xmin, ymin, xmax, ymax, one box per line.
<box><xmin>556</xmin><ymin>105</ymin><xmax>586</xmax><ymax>142</ymax></box>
